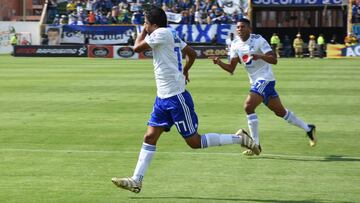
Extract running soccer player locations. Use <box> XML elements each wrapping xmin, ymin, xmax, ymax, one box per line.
<box><xmin>111</xmin><ymin>7</ymin><xmax>260</xmax><ymax>193</ymax></box>
<box><xmin>210</xmin><ymin>18</ymin><xmax>316</xmax><ymax>156</ymax></box>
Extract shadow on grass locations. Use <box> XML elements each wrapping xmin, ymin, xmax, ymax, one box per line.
<box><xmin>130</xmin><ymin>196</ymin><xmax>354</xmax><ymax>203</ymax></box>
<box><xmin>257</xmin><ymin>155</ymin><xmax>360</xmax><ymax>162</ymax></box>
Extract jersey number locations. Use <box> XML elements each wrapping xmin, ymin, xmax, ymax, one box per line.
<box><xmin>174</xmin><ymin>121</ymin><xmax>187</xmax><ymax>132</ymax></box>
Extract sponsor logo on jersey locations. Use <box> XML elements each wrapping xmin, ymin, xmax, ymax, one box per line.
<box><xmin>242</xmin><ymin>54</ymin><xmax>253</xmax><ymax>65</ymax></box>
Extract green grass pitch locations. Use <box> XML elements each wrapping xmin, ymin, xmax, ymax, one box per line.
<box><xmin>0</xmin><ymin>55</ymin><xmax>360</xmax><ymax>203</ymax></box>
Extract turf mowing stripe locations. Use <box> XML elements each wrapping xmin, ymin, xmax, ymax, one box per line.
<box><xmin>1</xmin><ymin>148</ymin><xmax>359</xmax><ymax>160</ymax></box>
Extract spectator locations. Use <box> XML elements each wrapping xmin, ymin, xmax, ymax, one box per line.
<box><xmin>194</xmin><ymin>9</ymin><xmax>201</xmax><ymax>24</ymax></box>
<box><xmin>330</xmin><ymin>34</ymin><xmax>337</xmax><ymax>44</ymax></box>
<box><xmin>188</xmin><ymin>8</ymin><xmax>195</xmax><ymax>24</ymax></box>
<box><xmin>179</xmin><ymin>0</ymin><xmax>192</xmax><ymax>11</ymax></box>
<box><xmin>76</xmin><ymin>0</ymin><xmax>84</xmax><ymax>13</ymax></box>
<box><xmin>48</xmin><ymin>0</ymin><xmax>58</xmax><ymax>20</ymax></box>
<box><xmin>308</xmin><ymin>35</ymin><xmax>316</xmax><ymax>58</ymax></box>
<box><xmin>60</xmin><ymin>15</ymin><xmax>67</xmax><ymax>25</ymax></box>
<box><xmin>282</xmin><ymin>35</ymin><xmax>292</xmax><ymax>57</ymax></box>
<box><xmin>317</xmin><ymin>34</ymin><xmax>325</xmax><ymax>58</ymax></box>
<box><xmin>231</xmin><ymin>10</ymin><xmax>242</xmax><ymax>24</ymax></box>
<box><xmin>41</xmin><ymin>34</ymin><xmax>49</xmax><ymax>45</ymax></box>
<box><xmin>131</xmin><ymin>10</ymin><xmax>143</xmax><ymax>25</ymax></box>
<box><xmin>180</xmin><ymin>11</ymin><xmax>189</xmax><ymax>24</ymax></box>
<box><xmin>293</xmin><ymin>33</ymin><xmax>304</xmax><ymax>58</ymax></box>
<box><xmin>219</xmin><ymin>13</ymin><xmax>229</xmax><ymax>24</ymax></box>
<box><xmin>88</xmin><ymin>11</ymin><xmax>96</xmax><ymax>24</ymax></box>
<box><xmin>270</xmin><ymin>33</ymin><xmax>280</xmax><ymax>58</ymax></box>
<box><xmin>68</xmin><ymin>13</ymin><xmax>78</xmax><ymax>25</ymax></box>
<box><xmin>86</xmin><ymin>0</ymin><xmax>94</xmax><ymax>13</ymax></box>
<box><xmin>10</xmin><ymin>34</ymin><xmax>18</xmax><ymax>47</ymax></box>
<box><xmin>110</xmin><ymin>6</ymin><xmax>119</xmax><ymax>24</ymax></box>
<box><xmin>52</xmin><ymin>14</ymin><xmax>60</xmax><ymax>25</ymax></box>
<box><xmin>66</xmin><ymin>0</ymin><xmax>76</xmax><ymax>14</ymax></box>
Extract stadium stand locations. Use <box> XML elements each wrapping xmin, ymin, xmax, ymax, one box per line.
<box><xmin>47</xmin><ymin>0</ymin><xmax>246</xmax><ymax>25</ymax></box>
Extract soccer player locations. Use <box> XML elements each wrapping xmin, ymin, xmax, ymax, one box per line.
<box><xmin>209</xmin><ymin>18</ymin><xmax>316</xmax><ymax>156</ymax></box>
<box><xmin>111</xmin><ymin>7</ymin><xmax>260</xmax><ymax>193</ymax></box>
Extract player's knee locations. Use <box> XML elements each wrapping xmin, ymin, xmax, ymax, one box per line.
<box><xmin>143</xmin><ymin>133</ymin><xmax>157</xmax><ymax>145</ymax></box>
<box><xmin>273</xmin><ymin>109</ymin><xmax>286</xmax><ymax>117</ymax></box>
<box><xmin>244</xmin><ymin>103</ymin><xmax>255</xmax><ymax>114</ymax></box>
<box><xmin>185</xmin><ymin>134</ymin><xmax>202</xmax><ymax>149</ymax></box>
<box><xmin>186</xmin><ymin>141</ymin><xmax>201</xmax><ymax>149</ymax></box>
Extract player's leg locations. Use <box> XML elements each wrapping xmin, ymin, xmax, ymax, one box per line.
<box><xmin>112</xmin><ymin>97</ymin><xmax>171</xmax><ymax>193</ymax></box>
<box><xmin>111</xmin><ymin>126</ymin><xmax>163</xmax><ymax>193</ymax></box>
<box><xmin>245</xmin><ymin>87</ymin><xmax>265</xmax><ymax>145</ymax></box>
<box><xmin>267</xmin><ymin>96</ymin><xmax>316</xmax><ymax>146</ymax></box>
<box><xmin>172</xmin><ymin>91</ymin><xmax>260</xmax><ymax>153</ymax></box>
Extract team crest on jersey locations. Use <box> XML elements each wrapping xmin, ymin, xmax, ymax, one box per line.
<box><xmin>242</xmin><ymin>54</ymin><xmax>253</xmax><ymax>65</ymax></box>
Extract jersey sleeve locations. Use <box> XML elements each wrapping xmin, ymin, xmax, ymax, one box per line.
<box><xmin>229</xmin><ymin>42</ymin><xmax>238</xmax><ymax>58</ymax></box>
<box><xmin>259</xmin><ymin>37</ymin><xmax>273</xmax><ymax>54</ymax></box>
<box><xmin>145</xmin><ymin>30</ymin><xmax>168</xmax><ymax>49</ymax></box>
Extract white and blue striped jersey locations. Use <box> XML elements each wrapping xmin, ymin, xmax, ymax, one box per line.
<box><xmin>230</xmin><ymin>34</ymin><xmax>275</xmax><ymax>83</ymax></box>
<box><xmin>145</xmin><ymin>27</ymin><xmax>187</xmax><ymax>99</ymax></box>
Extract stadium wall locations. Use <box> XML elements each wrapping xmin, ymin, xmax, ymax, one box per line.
<box><xmin>0</xmin><ymin>21</ymin><xmax>40</xmax><ymax>54</ymax></box>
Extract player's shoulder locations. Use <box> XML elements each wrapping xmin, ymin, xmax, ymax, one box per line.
<box><xmin>152</xmin><ymin>27</ymin><xmax>172</xmax><ymax>37</ymax></box>
<box><xmin>251</xmin><ymin>34</ymin><xmax>265</xmax><ymax>41</ymax></box>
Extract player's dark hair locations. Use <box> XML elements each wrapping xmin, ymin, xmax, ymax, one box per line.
<box><xmin>237</xmin><ymin>18</ymin><xmax>251</xmax><ymax>27</ymax></box>
<box><xmin>144</xmin><ymin>6</ymin><xmax>167</xmax><ymax>28</ymax></box>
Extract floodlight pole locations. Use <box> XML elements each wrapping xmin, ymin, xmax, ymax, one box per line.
<box><xmin>23</xmin><ymin>0</ymin><xmax>26</xmax><ymax>21</ymax></box>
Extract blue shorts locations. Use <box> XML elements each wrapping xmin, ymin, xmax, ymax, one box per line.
<box><xmin>148</xmin><ymin>90</ymin><xmax>198</xmax><ymax>138</ymax></box>
<box><xmin>250</xmin><ymin>80</ymin><xmax>279</xmax><ymax>105</ymax></box>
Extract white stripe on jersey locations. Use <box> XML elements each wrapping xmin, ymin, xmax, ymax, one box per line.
<box><xmin>177</xmin><ymin>94</ymin><xmax>195</xmax><ymax>134</ymax></box>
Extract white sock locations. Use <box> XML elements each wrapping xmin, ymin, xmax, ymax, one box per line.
<box><xmin>283</xmin><ymin>109</ymin><xmax>311</xmax><ymax>132</ymax></box>
<box><xmin>131</xmin><ymin>143</ymin><xmax>156</xmax><ymax>182</ymax></box>
<box><xmin>247</xmin><ymin>113</ymin><xmax>260</xmax><ymax>145</ymax></box>
<box><xmin>201</xmin><ymin>133</ymin><xmax>242</xmax><ymax>148</ymax></box>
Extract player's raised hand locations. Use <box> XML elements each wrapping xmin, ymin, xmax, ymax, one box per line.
<box><xmin>208</xmin><ymin>56</ymin><xmax>220</xmax><ymax>65</ymax></box>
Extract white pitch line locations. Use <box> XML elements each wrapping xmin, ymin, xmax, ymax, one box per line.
<box><xmin>1</xmin><ymin>148</ymin><xmax>360</xmax><ymax>160</ymax></box>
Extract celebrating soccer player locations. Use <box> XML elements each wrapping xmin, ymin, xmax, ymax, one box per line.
<box><xmin>210</xmin><ymin>18</ymin><xmax>316</xmax><ymax>156</ymax></box>
<box><xmin>111</xmin><ymin>7</ymin><xmax>260</xmax><ymax>193</ymax></box>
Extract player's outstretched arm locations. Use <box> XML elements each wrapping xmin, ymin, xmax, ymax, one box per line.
<box><xmin>209</xmin><ymin>56</ymin><xmax>239</xmax><ymax>75</ymax></box>
<box><xmin>182</xmin><ymin>45</ymin><xmax>197</xmax><ymax>83</ymax></box>
<box><xmin>134</xmin><ymin>29</ymin><xmax>151</xmax><ymax>53</ymax></box>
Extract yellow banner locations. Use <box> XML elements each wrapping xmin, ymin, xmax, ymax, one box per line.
<box><xmin>326</xmin><ymin>44</ymin><xmax>346</xmax><ymax>58</ymax></box>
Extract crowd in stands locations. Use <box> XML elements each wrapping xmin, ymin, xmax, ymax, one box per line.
<box><xmin>352</xmin><ymin>0</ymin><xmax>360</xmax><ymax>23</ymax></box>
<box><xmin>47</xmin><ymin>0</ymin><xmax>246</xmax><ymax>25</ymax></box>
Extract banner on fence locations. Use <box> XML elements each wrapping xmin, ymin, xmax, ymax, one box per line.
<box><xmin>88</xmin><ymin>45</ymin><xmax>114</xmax><ymax>58</ymax></box>
<box><xmin>14</xmin><ymin>45</ymin><xmax>88</xmax><ymax>57</ymax></box>
<box><xmin>114</xmin><ymin>46</ymin><xmax>139</xmax><ymax>59</ymax></box>
<box><xmin>327</xmin><ymin>44</ymin><xmax>360</xmax><ymax>58</ymax></box>
<box><xmin>47</xmin><ymin>25</ymin><xmax>135</xmax><ymax>45</ymax></box>
<box><xmin>137</xmin><ymin>24</ymin><xmax>236</xmax><ymax>44</ymax></box>
<box><xmin>252</xmin><ymin>0</ymin><xmax>343</xmax><ymax>6</ymax></box>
